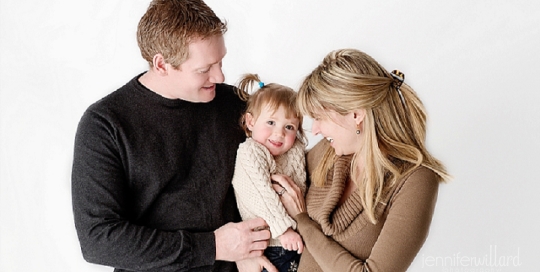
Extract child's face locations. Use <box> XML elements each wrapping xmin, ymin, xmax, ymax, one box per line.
<box><xmin>247</xmin><ymin>105</ymin><xmax>300</xmax><ymax>156</ymax></box>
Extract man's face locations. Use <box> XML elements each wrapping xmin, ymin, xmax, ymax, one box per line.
<box><xmin>166</xmin><ymin>35</ymin><xmax>226</xmax><ymax>102</ymax></box>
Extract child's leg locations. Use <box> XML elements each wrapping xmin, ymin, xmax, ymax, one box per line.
<box><xmin>262</xmin><ymin>247</ymin><xmax>301</xmax><ymax>272</ymax></box>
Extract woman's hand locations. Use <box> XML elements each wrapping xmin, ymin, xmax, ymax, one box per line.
<box><xmin>271</xmin><ymin>174</ymin><xmax>306</xmax><ymax>217</ymax></box>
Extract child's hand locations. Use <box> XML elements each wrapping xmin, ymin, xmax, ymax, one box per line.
<box><xmin>278</xmin><ymin>227</ymin><xmax>304</xmax><ymax>253</ymax></box>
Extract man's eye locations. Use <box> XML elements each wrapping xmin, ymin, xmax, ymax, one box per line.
<box><xmin>198</xmin><ymin>67</ymin><xmax>211</xmax><ymax>73</ymax></box>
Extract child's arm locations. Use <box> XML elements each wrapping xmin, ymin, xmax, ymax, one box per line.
<box><xmin>232</xmin><ymin>139</ymin><xmax>297</xmax><ymax>239</ymax></box>
<box><xmin>278</xmin><ymin>227</ymin><xmax>304</xmax><ymax>253</ymax></box>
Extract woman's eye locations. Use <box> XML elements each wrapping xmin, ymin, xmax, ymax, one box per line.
<box><xmin>266</xmin><ymin>121</ymin><xmax>275</xmax><ymax>125</ymax></box>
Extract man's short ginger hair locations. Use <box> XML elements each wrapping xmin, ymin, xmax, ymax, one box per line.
<box><xmin>137</xmin><ymin>0</ymin><xmax>227</xmax><ymax>68</ymax></box>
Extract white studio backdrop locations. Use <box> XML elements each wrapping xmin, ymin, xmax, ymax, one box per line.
<box><xmin>1</xmin><ymin>0</ymin><xmax>539</xmax><ymax>271</ymax></box>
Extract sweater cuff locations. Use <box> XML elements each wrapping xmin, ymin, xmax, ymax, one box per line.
<box><xmin>188</xmin><ymin>232</ymin><xmax>216</xmax><ymax>268</ymax></box>
<box><xmin>269</xmin><ymin>216</ymin><xmax>297</xmax><ymax>239</ymax></box>
<box><xmin>294</xmin><ymin>212</ymin><xmax>310</xmax><ymax>222</ymax></box>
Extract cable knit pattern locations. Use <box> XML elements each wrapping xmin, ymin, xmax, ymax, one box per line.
<box><xmin>232</xmin><ymin>138</ymin><xmax>306</xmax><ymax>246</ymax></box>
<box><xmin>295</xmin><ymin>140</ymin><xmax>440</xmax><ymax>272</ymax></box>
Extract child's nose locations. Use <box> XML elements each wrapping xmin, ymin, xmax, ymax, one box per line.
<box><xmin>274</xmin><ymin>128</ymin><xmax>285</xmax><ymax>137</ymax></box>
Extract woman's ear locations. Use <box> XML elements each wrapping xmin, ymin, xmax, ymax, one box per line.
<box><xmin>245</xmin><ymin>112</ymin><xmax>255</xmax><ymax>131</ymax></box>
<box><xmin>352</xmin><ymin>109</ymin><xmax>366</xmax><ymax>126</ymax></box>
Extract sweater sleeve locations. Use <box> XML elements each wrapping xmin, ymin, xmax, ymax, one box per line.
<box><xmin>286</xmin><ymin>139</ymin><xmax>307</xmax><ymax>195</ymax></box>
<box><xmin>72</xmin><ymin>109</ymin><xmax>215</xmax><ymax>271</ymax></box>
<box><xmin>296</xmin><ymin>168</ymin><xmax>439</xmax><ymax>272</ymax></box>
<box><xmin>232</xmin><ymin>140</ymin><xmax>297</xmax><ymax>238</ymax></box>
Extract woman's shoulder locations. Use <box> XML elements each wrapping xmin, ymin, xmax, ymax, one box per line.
<box><xmin>403</xmin><ymin>166</ymin><xmax>440</xmax><ymax>185</ymax></box>
<box><xmin>389</xmin><ymin>166</ymin><xmax>440</xmax><ymax>202</ymax></box>
<box><xmin>306</xmin><ymin>139</ymin><xmax>330</xmax><ymax>159</ymax></box>
<box><xmin>305</xmin><ymin>139</ymin><xmax>330</xmax><ymax>171</ymax></box>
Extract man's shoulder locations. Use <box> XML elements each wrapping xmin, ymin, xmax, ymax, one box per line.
<box><xmin>216</xmin><ymin>83</ymin><xmax>236</xmax><ymax>92</ymax></box>
<box><xmin>89</xmin><ymin>76</ymin><xmax>136</xmax><ymax>106</ymax></box>
<box><xmin>215</xmin><ymin>83</ymin><xmax>242</xmax><ymax>101</ymax></box>
<box><xmin>213</xmin><ymin>83</ymin><xmax>246</xmax><ymax>114</ymax></box>
<box><xmin>80</xmin><ymin>77</ymin><xmax>142</xmax><ymax>125</ymax></box>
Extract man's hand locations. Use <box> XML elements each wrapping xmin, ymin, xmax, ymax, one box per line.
<box><xmin>278</xmin><ymin>227</ymin><xmax>304</xmax><ymax>253</ymax></box>
<box><xmin>215</xmin><ymin>218</ymin><xmax>271</xmax><ymax>262</ymax></box>
<box><xmin>236</xmin><ymin>256</ymin><xmax>277</xmax><ymax>272</ymax></box>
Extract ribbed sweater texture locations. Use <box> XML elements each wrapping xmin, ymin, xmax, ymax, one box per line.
<box><xmin>296</xmin><ymin>140</ymin><xmax>440</xmax><ymax>272</ymax></box>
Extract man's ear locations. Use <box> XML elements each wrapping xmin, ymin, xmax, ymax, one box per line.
<box><xmin>245</xmin><ymin>112</ymin><xmax>255</xmax><ymax>131</ymax></box>
<box><xmin>151</xmin><ymin>54</ymin><xmax>169</xmax><ymax>75</ymax></box>
<box><xmin>352</xmin><ymin>109</ymin><xmax>366</xmax><ymax>126</ymax></box>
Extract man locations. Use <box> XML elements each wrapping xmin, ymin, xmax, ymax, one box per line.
<box><xmin>72</xmin><ymin>1</ymin><xmax>274</xmax><ymax>271</ymax></box>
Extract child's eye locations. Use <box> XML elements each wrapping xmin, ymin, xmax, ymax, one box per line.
<box><xmin>266</xmin><ymin>121</ymin><xmax>275</xmax><ymax>125</ymax></box>
<box><xmin>285</xmin><ymin>125</ymin><xmax>296</xmax><ymax>131</ymax></box>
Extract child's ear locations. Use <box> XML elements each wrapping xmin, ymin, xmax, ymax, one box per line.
<box><xmin>245</xmin><ymin>113</ymin><xmax>255</xmax><ymax>131</ymax></box>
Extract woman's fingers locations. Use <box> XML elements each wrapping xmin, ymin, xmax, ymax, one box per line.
<box><xmin>271</xmin><ymin>174</ymin><xmax>299</xmax><ymax>194</ymax></box>
<box><xmin>270</xmin><ymin>174</ymin><xmax>289</xmax><ymax>187</ymax></box>
<box><xmin>271</xmin><ymin>182</ymin><xmax>284</xmax><ymax>195</ymax></box>
<box><xmin>271</xmin><ymin>175</ymin><xmax>306</xmax><ymax>216</ymax></box>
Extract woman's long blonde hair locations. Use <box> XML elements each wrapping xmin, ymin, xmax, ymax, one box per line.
<box><xmin>297</xmin><ymin>49</ymin><xmax>449</xmax><ymax>224</ymax></box>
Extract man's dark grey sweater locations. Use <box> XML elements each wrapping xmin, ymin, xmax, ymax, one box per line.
<box><xmin>72</xmin><ymin>74</ymin><xmax>245</xmax><ymax>271</ymax></box>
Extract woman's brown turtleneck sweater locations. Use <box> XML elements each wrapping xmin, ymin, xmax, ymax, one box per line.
<box><xmin>295</xmin><ymin>140</ymin><xmax>440</xmax><ymax>272</ymax></box>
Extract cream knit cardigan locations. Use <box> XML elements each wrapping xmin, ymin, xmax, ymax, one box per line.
<box><xmin>232</xmin><ymin>138</ymin><xmax>306</xmax><ymax>246</ymax></box>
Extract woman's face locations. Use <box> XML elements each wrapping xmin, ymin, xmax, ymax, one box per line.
<box><xmin>311</xmin><ymin>109</ymin><xmax>362</xmax><ymax>156</ymax></box>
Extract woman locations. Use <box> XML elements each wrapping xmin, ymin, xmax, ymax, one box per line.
<box><xmin>271</xmin><ymin>48</ymin><xmax>450</xmax><ymax>272</ymax></box>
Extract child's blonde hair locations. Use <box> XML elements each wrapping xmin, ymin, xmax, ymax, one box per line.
<box><xmin>236</xmin><ymin>74</ymin><xmax>305</xmax><ymax>142</ymax></box>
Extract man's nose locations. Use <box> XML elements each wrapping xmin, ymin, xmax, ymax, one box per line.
<box><xmin>209</xmin><ymin>66</ymin><xmax>224</xmax><ymax>83</ymax></box>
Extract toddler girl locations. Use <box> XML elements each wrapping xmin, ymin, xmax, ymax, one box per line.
<box><xmin>232</xmin><ymin>74</ymin><xmax>306</xmax><ymax>272</ymax></box>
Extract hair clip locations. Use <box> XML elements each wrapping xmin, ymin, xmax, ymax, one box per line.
<box><xmin>390</xmin><ymin>70</ymin><xmax>405</xmax><ymax>87</ymax></box>
<box><xmin>258</xmin><ymin>81</ymin><xmax>265</xmax><ymax>88</ymax></box>
<box><xmin>390</xmin><ymin>70</ymin><xmax>407</xmax><ymax>109</ymax></box>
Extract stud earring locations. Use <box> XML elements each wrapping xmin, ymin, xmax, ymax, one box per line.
<box><xmin>356</xmin><ymin>129</ymin><xmax>360</xmax><ymax>134</ymax></box>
